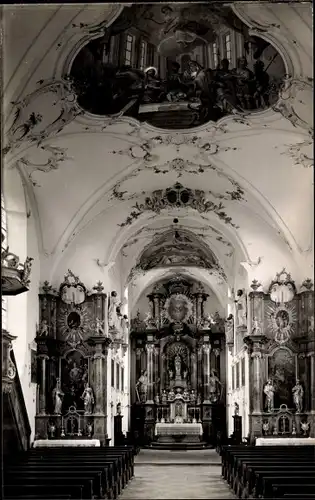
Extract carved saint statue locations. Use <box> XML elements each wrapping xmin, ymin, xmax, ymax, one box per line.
<box><xmin>52</xmin><ymin>378</ymin><xmax>64</xmax><ymax>415</ymax></box>
<box><xmin>252</xmin><ymin>317</ymin><xmax>262</xmax><ymax>335</ymax></box>
<box><xmin>264</xmin><ymin>379</ymin><xmax>275</xmax><ymax>413</ymax></box>
<box><xmin>136</xmin><ymin>370</ymin><xmax>148</xmax><ymax>402</ymax></box>
<box><xmin>234</xmin><ymin>402</ymin><xmax>240</xmax><ymax>416</ymax></box>
<box><xmin>108</xmin><ymin>291</ymin><xmax>120</xmax><ymax>331</ymax></box>
<box><xmin>121</xmin><ymin>314</ymin><xmax>129</xmax><ymax>343</ymax></box>
<box><xmin>161</xmin><ymin>389</ymin><xmax>168</xmax><ymax>404</ymax></box>
<box><xmin>168</xmin><ymin>388</ymin><xmax>175</xmax><ymax>400</ymax></box>
<box><xmin>235</xmin><ymin>289</ymin><xmax>247</xmax><ymax>327</ymax></box>
<box><xmin>174</xmin><ymin>354</ymin><xmax>182</xmax><ymax>378</ymax></box>
<box><xmin>292</xmin><ymin>379</ymin><xmax>303</xmax><ymax>413</ymax></box>
<box><xmin>38</xmin><ymin>319</ymin><xmax>49</xmax><ymax>337</ymax></box>
<box><xmin>225</xmin><ymin>314</ymin><xmax>234</xmax><ymax>344</ymax></box>
<box><xmin>190</xmin><ymin>390</ymin><xmax>197</xmax><ymax>403</ymax></box>
<box><xmin>81</xmin><ymin>383</ymin><xmax>94</xmax><ymax>415</ymax></box>
<box><xmin>209</xmin><ymin>369</ymin><xmax>222</xmax><ymax>403</ymax></box>
<box><xmin>168</xmin><ymin>369</ymin><xmax>174</xmax><ymax>380</ymax></box>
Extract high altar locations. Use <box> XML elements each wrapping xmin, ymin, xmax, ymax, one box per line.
<box><xmin>129</xmin><ymin>277</ymin><xmax>226</xmax><ymax>446</ymax></box>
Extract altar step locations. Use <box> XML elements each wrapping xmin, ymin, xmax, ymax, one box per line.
<box><xmin>146</xmin><ymin>441</ymin><xmax>212</xmax><ymax>450</ymax></box>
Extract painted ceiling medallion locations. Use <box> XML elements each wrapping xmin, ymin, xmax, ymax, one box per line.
<box><xmin>69</xmin><ymin>3</ymin><xmax>286</xmax><ymax>129</ymax></box>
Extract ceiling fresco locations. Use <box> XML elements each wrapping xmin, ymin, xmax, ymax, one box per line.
<box><xmin>69</xmin><ymin>3</ymin><xmax>286</xmax><ymax>128</ymax></box>
<box><xmin>2</xmin><ymin>2</ymin><xmax>313</xmax><ymax>296</ymax></box>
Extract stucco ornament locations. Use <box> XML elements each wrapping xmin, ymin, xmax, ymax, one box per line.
<box><xmin>4</xmin><ymin>78</ymin><xmax>82</xmax><ymax>157</ymax></box>
<box><xmin>15</xmin><ymin>145</ymin><xmax>73</xmax><ymax>186</ymax></box>
<box><xmin>118</xmin><ymin>182</ymin><xmax>239</xmax><ymax>229</ymax></box>
<box><xmin>269</xmin><ymin>268</ymin><xmax>296</xmax><ymax>304</ymax></box>
<box><xmin>273</xmin><ymin>76</ymin><xmax>313</xmax><ymax>135</ymax></box>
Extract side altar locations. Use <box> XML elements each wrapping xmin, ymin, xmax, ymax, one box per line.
<box><xmin>129</xmin><ymin>277</ymin><xmax>226</xmax><ymax>447</ymax></box>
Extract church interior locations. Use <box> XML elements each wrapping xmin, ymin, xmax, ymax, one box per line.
<box><xmin>1</xmin><ymin>2</ymin><xmax>314</xmax><ymax>499</ymax></box>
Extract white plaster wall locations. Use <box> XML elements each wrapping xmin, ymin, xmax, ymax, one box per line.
<box><xmin>3</xmin><ymin>167</ymin><xmax>40</xmax><ymax>440</ymax></box>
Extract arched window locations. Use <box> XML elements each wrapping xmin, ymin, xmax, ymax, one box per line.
<box><xmin>1</xmin><ymin>193</ymin><xmax>8</xmax><ymax>330</ymax></box>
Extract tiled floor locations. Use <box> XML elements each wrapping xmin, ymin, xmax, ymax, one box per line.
<box><xmin>120</xmin><ymin>449</ymin><xmax>236</xmax><ymax>499</ymax></box>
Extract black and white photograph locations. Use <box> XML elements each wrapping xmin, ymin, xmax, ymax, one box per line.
<box><xmin>1</xmin><ymin>1</ymin><xmax>314</xmax><ymax>499</ymax></box>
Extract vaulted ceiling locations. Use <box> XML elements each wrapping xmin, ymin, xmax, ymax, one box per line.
<box><xmin>2</xmin><ymin>2</ymin><xmax>313</xmax><ymax>310</ymax></box>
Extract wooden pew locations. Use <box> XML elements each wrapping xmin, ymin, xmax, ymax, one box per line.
<box><xmin>25</xmin><ymin>454</ymin><xmax>123</xmax><ymax>494</ymax></box>
<box><xmin>244</xmin><ymin>464</ymin><xmax>315</xmax><ymax>498</ymax></box>
<box><xmin>5</xmin><ymin>471</ymin><xmax>101</xmax><ymax>497</ymax></box>
<box><xmin>4</xmin><ymin>445</ymin><xmax>136</xmax><ymax>500</ymax></box>
<box><xmin>4</xmin><ymin>484</ymin><xmax>85</xmax><ymax>500</ymax></box>
<box><xmin>5</xmin><ymin>463</ymin><xmax>113</xmax><ymax>498</ymax></box>
<box><xmin>265</xmin><ymin>477</ymin><xmax>315</xmax><ymax>498</ymax></box>
<box><xmin>220</xmin><ymin>445</ymin><xmax>315</xmax><ymax>499</ymax></box>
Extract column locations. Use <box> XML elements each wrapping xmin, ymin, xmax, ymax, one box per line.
<box><xmin>193</xmin><ymin>292</ymin><xmax>204</xmax><ymax>327</ymax></box>
<box><xmin>245</xmin><ymin>335</ymin><xmax>267</xmax><ymax>442</ymax></box>
<box><xmin>203</xmin><ymin>342</ymin><xmax>211</xmax><ymax>403</ymax></box>
<box><xmin>160</xmin><ymin>352</ymin><xmax>166</xmax><ymax>390</ymax></box>
<box><xmin>197</xmin><ymin>345</ymin><xmax>203</xmax><ymax>392</ymax></box>
<box><xmin>88</xmin><ymin>336</ymin><xmax>112</xmax><ymax>445</ymax></box>
<box><xmin>191</xmin><ymin>351</ymin><xmax>197</xmax><ymax>391</ymax></box>
<box><xmin>146</xmin><ymin>343</ymin><xmax>154</xmax><ymax>404</ymax></box>
<box><xmin>38</xmin><ymin>354</ymin><xmax>48</xmax><ymax>415</ymax></box>
<box><xmin>249</xmin><ymin>290</ymin><xmax>265</xmax><ymax>334</ymax></box>
<box><xmin>92</xmin><ymin>285</ymin><xmax>107</xmax><ymax>336</ymax></box>
<box><xmin>310</xmin><ymin>353</ymin><xmax>315</xmax><ymax>413</ymax></box>
<box><xmin>154</xmin><ymin>346</ymin><xmax>160</xmax><ymax>397</ymax></box>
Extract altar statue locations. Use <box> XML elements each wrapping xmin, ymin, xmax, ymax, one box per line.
<box><xmin>136</xmin><ymin>370</ymin><xmax>148</xmax><ymax>402</ymax></box>
<box><xmin>209</xmin><ymin>369</ymin><xmax>222</xmax><ymax>403</ymax></box>
<box><xmin>292</xmin><ymin>379</ymin><xmax>303</xmax><ymax>413</ymax></box>
<box><xmin>108</xmin><ymin>290</ymin><xmax>120</xmax><ymax>331</ymax></box>
<box><xmin>183</xmin><ymin>389</ymin><xmax>189</xmax><ymax>400</ymax></box>
<box><xmin>38</xmin><ymin>319</ymin><xmax>49</xmax><ymax>337</ymax></box>
<box><xmin>168</xmin><ymin>369</ymin><xmax>174</xmax><ymax>380</ymax></box>
<box><xmin>264</xmin><ymin>379</ymin><xmax>275</xmax><ymax>413</ymax></box>
<box><xmin>121</xmin><ymin>314</ymin><xmax>129</xmax><ymax>343</ymax></box>
<box><xmin>190</xmin><ymin>390</ymin><xmax>197</xmax><ymax>403</ymax></box>
<box><xmin>174</xmin><ymin>354</ymin><xmax>182</xmax><ymax>378</ymax></box>
<box><xmin>224</xmin><ymin>314</ymin><xmax>234</xmax><ymax>344</ymax></box>
<box><xmin>168</xmin><ymin>388</ymin><xmax>175</xmax><ymax>400</ymax></box>
<box><xmin>52</xmin><ymin>378</ymin><xmax>64</xmax><ymax>415</ymax></box>
<box><xmin>81</xmin><ymin>383</ymin><xmax>94</xmax><ymax>415</ymax></box>
<box><xmin>161</xmin><ymin>389</ymin><xmax>168</xmax><ymax>404</ymax></box>
<box><xmin>235</xmin><ymin>289</ymin><xmax>247</xmax><ymax>327</ymax></box>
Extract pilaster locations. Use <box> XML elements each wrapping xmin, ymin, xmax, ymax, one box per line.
<box><xmin>87</xmin><ymin>336</ymin><xmax>112</xmax><ymax>445</ymax></box>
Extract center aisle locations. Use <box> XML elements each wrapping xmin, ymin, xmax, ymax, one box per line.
<box><xmin>120</xmin><ymin>449</ymin><xmax>236</xmax><ymax>499</ymax></box>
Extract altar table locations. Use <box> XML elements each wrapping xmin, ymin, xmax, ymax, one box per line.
<box><xmin>155</xmin><ymin>423</ymin><xmax>203</xmax><ymax>436</ymax></box>
<box><xmin>256</xmin><ymin>437</ymin><xmax>315</xmax><ymax>446</ymax></box>
<box><xmin>34</xmin><ymin>439</ymin><xmax>101</xmax><ymax>447</ymax></box>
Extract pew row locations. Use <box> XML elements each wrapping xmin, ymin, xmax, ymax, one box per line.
<box><xmin>220</xmin><ymin>444</ymin><xmax>315</xmax><ymax>499</ymax></box>
<box><xmin>4</xmin><ymin>444</ymin><xmax>136</xmax><ymax>500</ymax></box>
